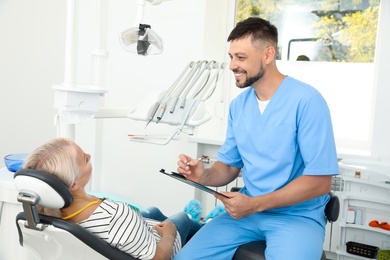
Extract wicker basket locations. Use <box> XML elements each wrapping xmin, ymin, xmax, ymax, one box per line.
<box><xmin>378</xmin><ymin>250</ymin><xmax>390</xmax><ymax>260</ymax></box>
<box><xmin>346</xmin><ymin>241</ymin><xmax>379</xmax><ymax>258</ymax></box>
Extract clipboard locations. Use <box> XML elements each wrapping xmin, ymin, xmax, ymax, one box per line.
<box><xmin>159</xmin><ymin>169</ymin><xmax>231</xmax><ymax>198</ymax></box>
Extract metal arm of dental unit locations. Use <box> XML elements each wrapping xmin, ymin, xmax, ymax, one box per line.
<box><xmin>127</xmin><ymin>60</ymin><xmax>226</xmax><ymax>145</ymax></box>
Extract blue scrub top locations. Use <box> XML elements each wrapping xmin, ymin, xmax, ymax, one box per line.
<box><xmin>218</xmin><ymin>76</ymin><xmax>339</xmax><ymax>224</ymax></box>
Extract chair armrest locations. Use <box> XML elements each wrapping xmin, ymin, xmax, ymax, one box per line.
<box><xmin>230</xmin><ymin>187</ymin><xmax>241</xmax><ymax>192</ymax></box>
<box><xmin>325</xmin><ymin>192</ymin><xmax>340</xmax><ymax>222</ymax></box>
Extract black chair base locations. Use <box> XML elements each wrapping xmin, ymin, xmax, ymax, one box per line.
<box><xmin>233</xmin><ymin>241</ymin><xmax>266</xmax><ymax>260</ymax></box>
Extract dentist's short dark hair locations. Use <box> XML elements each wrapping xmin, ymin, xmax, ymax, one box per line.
<box><xmin>227</xmin><ymin>17</ymin><xmax>278</xmax><ymax>48</ymax></box>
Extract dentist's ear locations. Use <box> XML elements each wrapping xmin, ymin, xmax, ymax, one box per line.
<box><xmin>263</xmin><ymin>45</ymin><xmax>276</xmax><ymax>63</ymax></box>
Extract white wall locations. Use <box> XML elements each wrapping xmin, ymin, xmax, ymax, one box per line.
<box><xmin>0</xmin><ymin>0</ymin><xmax>66</xmax><ymax>163</ymax></box>
<box><xmin>371</xmin><ymin>0</ymin><xmax>390</xmax><ymax>162</ymax></box>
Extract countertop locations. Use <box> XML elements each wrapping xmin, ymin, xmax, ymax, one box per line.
<box><xmin>0</xmin><ymin>167</ymin><xmax>19</xmax><ymax>204</ymax></box>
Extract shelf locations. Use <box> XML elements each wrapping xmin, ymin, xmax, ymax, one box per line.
<box><xmin>342</xmin><ymin>175</ymin><xmax>390</xmax><ymax>189</ymax></box>
<box><xmin>339</xmin><ymin>221</ymin><xmax>390</xmax><ymax>236</ymax></box>
<box><xmin>341</xmin><ymin>194</ymin><xmax>390</xmax><ymax>208</ymax></box>
<box><xmin>341</xmin><ymin>177</ymin><xmax>390</xmax><ymax>206</ymax></box>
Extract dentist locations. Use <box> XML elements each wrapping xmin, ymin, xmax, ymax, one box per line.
<box><xmin>175</xmin><ymin>17</ymin><xmax>338</xmax><ymax>260</ymax></box>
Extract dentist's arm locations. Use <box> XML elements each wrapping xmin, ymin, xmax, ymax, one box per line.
<box><xmin>216</xmin><ymin>174</ymin><xmax>332</xmax><ymax>219</ymax></box>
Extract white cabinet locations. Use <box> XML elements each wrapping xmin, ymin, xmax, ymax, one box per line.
<box><xmin>336</xmin><ymin>159</ymin><xmax>390</xmax><ymax>260</ymax></box>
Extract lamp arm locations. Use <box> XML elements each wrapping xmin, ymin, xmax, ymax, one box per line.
<box><xmin>135</xmin><ymin>0</ymin><xmax>146</xmax><ymax>26</ymax></box>
<box><xmin>146</xmin><ymin>0</ymin><xmax>172</xmax><ymax>5</ymax></box>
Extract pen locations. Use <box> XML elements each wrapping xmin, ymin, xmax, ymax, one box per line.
<box><xmin>185</xmin><ymin>157</ymin><xmax>203</xmax><ymax>166</ymax></box>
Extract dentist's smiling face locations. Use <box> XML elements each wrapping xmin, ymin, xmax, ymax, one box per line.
<box><xmin>228</xmin><ymin>36</ymin><xmax>265</xmax><ymax>89</ymax></box>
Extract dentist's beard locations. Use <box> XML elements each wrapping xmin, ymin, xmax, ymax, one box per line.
<box><xmin>236</xmin><ymin>66</ymin><xmax>265</xmax><ymax>89</ymax></box>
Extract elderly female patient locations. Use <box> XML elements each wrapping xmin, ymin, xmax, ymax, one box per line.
<box><xmin>23</xmin><ymin>138</ymin><xmax>223</xmax><ymax>260</ymax></box>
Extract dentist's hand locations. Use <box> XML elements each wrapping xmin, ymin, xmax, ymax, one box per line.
<box><xmin>177</xmin><ymin>154</ymin><xmax>205</xmax><ymax>183</ymax></box>
<box><xmin>215</xmin><ymin>191</ymin><xmax>259</xmax><ymax>219</ymax></box>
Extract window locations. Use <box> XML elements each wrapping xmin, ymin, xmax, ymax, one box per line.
<box><xmin>236</xmin><ymin>0</ymin><xmax>379</xmax><ymax>62</ymax></box>
<box><xmin>234</xmin><ymin>0</ymin><xmax>381</xmax><ymax>155</ymax></box>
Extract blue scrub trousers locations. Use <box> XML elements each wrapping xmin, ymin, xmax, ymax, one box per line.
<box><xmin>174</xmin><ymin>211</ymin><xmax>325</xmax><ymax>260</ymax></box>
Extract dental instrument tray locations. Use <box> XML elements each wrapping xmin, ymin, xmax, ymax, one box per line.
<box><xmin>159</xmin><ymin>169</ymin><xmax>231</xmax><ymax>198</ymax></box>
<box><xmin>128</xmin><ymin>60</ymin><xmax>226</xmax><ymax>145</ymax></box>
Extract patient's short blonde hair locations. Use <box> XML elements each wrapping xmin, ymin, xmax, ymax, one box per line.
<box><xmin>24</xmin><ymin>138</ymin><xmax>79</xmax><ymax>187</ymax></box>
<box><xmin>24</xmin><ymin>137</ymin><xmax>80</xmax><ymax>217</ymax></box>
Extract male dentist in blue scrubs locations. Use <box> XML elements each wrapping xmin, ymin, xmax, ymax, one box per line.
<box><xmin>175</xmin><ymin>17</ymin><xmax>339</xmax><ymax>260</ymax></box>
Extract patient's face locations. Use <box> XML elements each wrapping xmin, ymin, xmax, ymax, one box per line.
<box><xmin>73</xmin><ymin>143</ymin><xmax>92</xmax><ymax>188</ymax></box>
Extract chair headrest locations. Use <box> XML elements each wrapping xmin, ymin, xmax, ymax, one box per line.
<box><xmin>14</xmin><ymin>169</ymin><xmax>73</xmax><ymax>208</ymax></box>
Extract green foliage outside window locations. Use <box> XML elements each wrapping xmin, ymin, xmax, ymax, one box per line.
<box><xmin>235</xmin><ymin>0</ymin><xmax>379</xmax><ymax>62</ymax></box>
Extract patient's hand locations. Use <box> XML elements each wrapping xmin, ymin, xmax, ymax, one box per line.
<box><xmin>153</xmin><ymin>221</ymin><xmax>177</xmax><ymax>260</ymax></box>
<box><xmin>155</xmin><ymin>221</ymin><xmax>177</xmax><ymax>238</ymax></box>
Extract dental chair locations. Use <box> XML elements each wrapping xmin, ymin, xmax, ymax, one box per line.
<box><xmin>231</xmin><ymin>187</ymin><xmax>340</xmax><ymax>260</ymax></box>
<box><xmin>14</xmin><ymin>168</ymin><xmax>137</xmax><ymax>260</ymax></box>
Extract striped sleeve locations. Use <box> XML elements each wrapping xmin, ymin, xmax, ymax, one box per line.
<box><xmin>79</xmin><ymin>200</ymin><xmax>157</xmax><ymax>259</ymax></box>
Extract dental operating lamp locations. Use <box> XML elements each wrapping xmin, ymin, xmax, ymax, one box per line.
<box><xmin>120</xmin><ymin>0</ymin><xmax>171</xmax><ymax>55</ymax></box>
